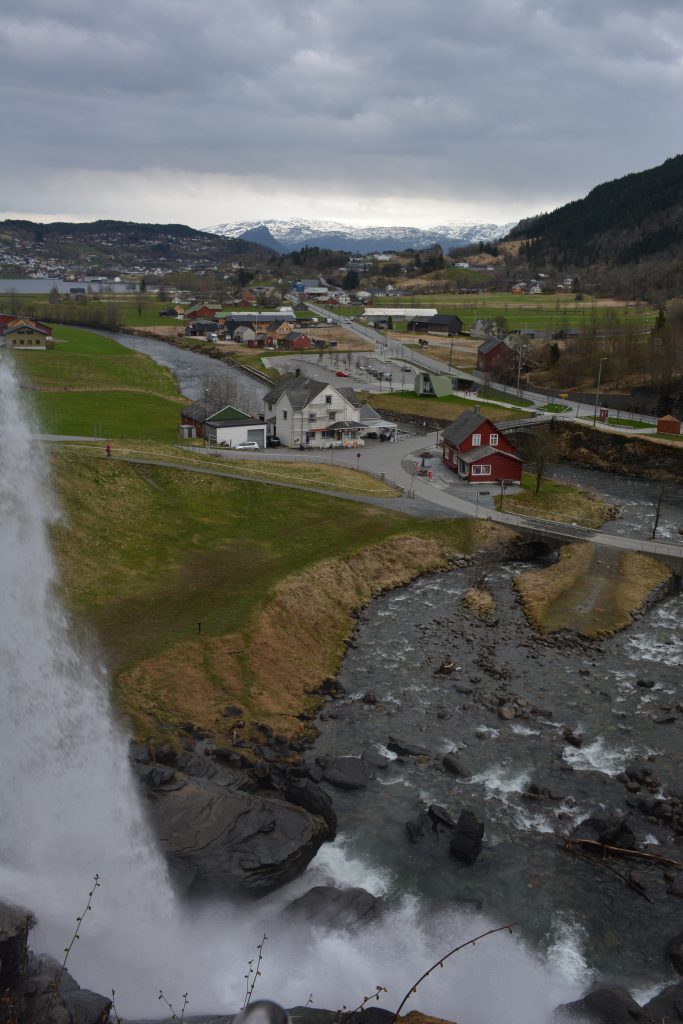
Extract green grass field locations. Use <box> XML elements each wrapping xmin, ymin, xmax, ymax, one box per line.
<box><xmin>32</xmin><ymin>391</ymin><xmax>184</xmax><ymax>441</ymax></box>
<box><xmin>338</xmin><ymin>294</ymin><xmax>656</xmax><ymax>334</ymax></box>
<box><xmin>14</xmin><ymin>324</ymin><xmax>179</xmax><ymax>395</ymax></box>
<box><xmin>367</xmin><ymin>389</ymin><xmax>526</xmax><ymax>423</ymax></box>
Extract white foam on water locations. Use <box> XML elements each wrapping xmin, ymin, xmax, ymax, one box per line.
<box><xmin>545</xmin><ymin>919</ymin><xmax>595</xmax><ymax>987</ymax></box>
<box><xmin>562</xmin><ymin>738</ymin><xmax>634</xmax><ymax>775</ymax></box>
<box><xmin>470</xmin><ymin>765</ymin><xmax>530</xmax><ymax>798</ymax></box>
<box><xmin>375</xmin><ymin>743</ymin><xmax>399</xmax><ymax>760</ymax></box>
<box><xmin>510</xmin><ymin>723</ymin><xmax>541</xmax><ymax>736</ymax></box>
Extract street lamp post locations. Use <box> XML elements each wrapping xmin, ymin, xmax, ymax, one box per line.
<box><xmin>592</xmin><ymin>357</ymin><xmax>607</xmax><ymax>426</ymax></box>
<box><xmin>448</xmin><ymin>341</ymin><xmax>454</xmax><ymax>371</ymax></box>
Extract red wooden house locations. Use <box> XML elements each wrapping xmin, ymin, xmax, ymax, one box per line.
<box><xmin>441</xmin><ymin>411</ymin><xmax>522</xmax><ymax>483</ymax></box>
<box><xmin>476</xmin><ymin>337</ymin><xmax>515</xmax><ymax>374</ymax></box>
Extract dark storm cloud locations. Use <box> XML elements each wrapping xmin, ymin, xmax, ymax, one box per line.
<box><xmin>2</xmin><ymin>0</ymin><xmax>683</xmax><ymax>221</ymax></box>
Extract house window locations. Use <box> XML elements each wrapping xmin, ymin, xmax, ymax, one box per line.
<box><xmin>472</xmin><ymin>464</ymin><xmax>492</xmax><ymax>476</ymax></box>
<box><xmin>471</xmin><ymin>433</ymin><xmax>481</xmax><ymax>446</ymax></box>
<box><xmin>490</xmin><ymin>433</ymin><xmax>499</xmax><ymax>446</ymax></box>
<box><xmin>308</xmin><ymin>413</ymin><xmax>317</xmax><ymax>422</ymax></box>
<box><xmin>325</xmin><ymin>395</ymin><xmax>332</xmax><ymax>404</ymax></box>
<box><xmin>282</xmin><ymin>410</ymin><xmax>288</xmax><ymax>421</ymax></box>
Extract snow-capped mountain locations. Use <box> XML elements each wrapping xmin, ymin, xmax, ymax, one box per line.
<box><xmin>204</xmin><ymin>218</ymin><xmax>516</xmax><ymax>255</ymax></box>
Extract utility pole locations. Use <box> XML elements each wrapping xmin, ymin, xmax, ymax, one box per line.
<box><xmin>448</xmin><ymin>340</ymin><xmax>454</xmax><ymax>371</ymax></box>
<box><xmin>592</xmin><ymin>357</ymin><xmax>607</xmax><ymax>426</ymax></box>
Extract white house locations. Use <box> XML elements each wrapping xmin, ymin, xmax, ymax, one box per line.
<box><xmin>203</xmin><ymin>406</ymin><xmax>267</xmax><ymax>448</ymax></box>
<box><xmin>263</xmin><ymin>371</ymin><xmax>367</xmax><ymax>448</ymax></box>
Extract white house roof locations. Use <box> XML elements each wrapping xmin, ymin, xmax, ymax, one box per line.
<box><xmin>361</xmin><ymin>308</ymin><xmax>438</xmax><ymax>318</ymax></box>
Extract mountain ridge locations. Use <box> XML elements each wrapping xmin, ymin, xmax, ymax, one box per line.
<box><xmin>205</xmin><ymin>218</ymin><xmax>516</xmax><ymax>254</ymax></box>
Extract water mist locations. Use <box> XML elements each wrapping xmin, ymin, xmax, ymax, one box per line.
<box><xmin>0</xmin><ymin>355</ymin><xmax>585</xmax><ymax>1021</ymax></box>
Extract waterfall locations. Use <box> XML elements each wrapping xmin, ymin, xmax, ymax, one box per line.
<box><xmin>0</xmin><ymin>355</ymin><xmax>584</xmax><ymax>1021</ymax></box>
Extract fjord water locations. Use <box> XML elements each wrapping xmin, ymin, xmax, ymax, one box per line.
<box><xmin>0</xmin><ymin>354</ymin><xmax>587</xmax><ymax>1021</ymax></box>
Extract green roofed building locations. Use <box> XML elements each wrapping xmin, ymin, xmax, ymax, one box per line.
<box><xmin>414</xmin><ymin>372</ymin><xmax>454</xmax><ymax>398</ymax></box>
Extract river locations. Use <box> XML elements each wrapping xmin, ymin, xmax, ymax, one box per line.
<box><xmin>311</xmin><ymin>559</ymin><xmax>682</xmax><ymax>997</ymax></box>
<box><xmin>104</xmin><ymin>329</ymin><xmax>269</xmax><ymax>408</ymax></box>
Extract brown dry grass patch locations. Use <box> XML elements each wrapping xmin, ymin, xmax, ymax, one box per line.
<box><xmin>515</xmin><ymin>544</ymin><xmax>672</xmax><ymax>637</ymax></box>
<box><xmin>462</xmin><ymin>586</ymin><xmax>497</xmax><ymax>620</ymax></box>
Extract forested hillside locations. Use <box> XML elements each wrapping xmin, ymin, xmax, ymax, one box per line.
<box><xmin>507</xmin><ymin>155</ymin><xmax>683</xmax><ymax>299</ymax></box>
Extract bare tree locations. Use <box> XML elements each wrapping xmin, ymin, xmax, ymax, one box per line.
<box><xmin>201</xmin><ymin>372</ymin><xmax>262</xmax><ymax>418</ymax></box>
<box><xmin>650</xmin><ymin>482</ymin><xmax>672</xmax><ymax>539</ymax></box>
<box><xmin>519</xmin><ymin>426</ymin><xmax>560</xmax><ymax>495</ymax></box>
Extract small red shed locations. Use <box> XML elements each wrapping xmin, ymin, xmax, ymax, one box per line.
<box><xmin>657</xmin><ymin>414</ymin><xmax>681</xmax><ymax>435</ymax></box>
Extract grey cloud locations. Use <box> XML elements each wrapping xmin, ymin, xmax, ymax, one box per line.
<box><xmin>2</xmin><ymin>0</ymin><xmax>683</xmax><ymax>221</ymax></box>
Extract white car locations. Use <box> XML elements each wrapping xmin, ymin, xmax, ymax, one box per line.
<box><xmin>235</xmin><ymin>441</ymin><xmax>260</xmax><ymax>451</ymax></box>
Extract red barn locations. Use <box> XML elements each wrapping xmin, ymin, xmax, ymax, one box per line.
<box><xmin>441</xmin><ymin>411</ymin><xmax>522</xmax><ymax>484</ymax></box>
<box><xmin>477</xmin><ymin>337</ymin><xmax>515</xmax><ymax>374</ymax></box>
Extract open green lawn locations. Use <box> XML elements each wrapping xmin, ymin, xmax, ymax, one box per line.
<box><xmin>33</xmin><ymin>391</ymin><xmax>185</xmax><ymax>441</ymax></box>
<box><xmin>368</xmin><ymin>389</ymin><xmax>526</xmax><ymax>423</ymax></box>
<box><xmin>352</xmin><ymin>293</ymin><xmax>656</xmax><ymax>333</ymax></box>
<box><xmin>497</xmin><ymin>472</ymin><xmax>611</xmax><ymax>528</ymax></box>
<box><xmin>14</xmin><ymin>324</ymin><xmax>178</xmax><ymax>396</ymax></box>
<box><xmin>540</xmin><ymin>403</ymin><xmax>571</xmax><ymax>413</ymax></box>
<box><xmin>607</xmin><ymin>417</ymin><xmax>653</xmax><ymax>429</ymax></box>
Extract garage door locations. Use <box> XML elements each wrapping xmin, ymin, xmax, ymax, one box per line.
<box><xmin>247</xmin><ymin>428</ymin><xmax>265</xmax><ymax>447</ymax></box>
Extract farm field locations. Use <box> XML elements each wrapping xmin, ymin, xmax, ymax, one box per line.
<box><xmin>367</xmin><ymin>390</ymin><xmax>526</xmax><ymax>423</ymax></box>
<box><xmin>339</xmin><ymin>294</ymin><xmax>657</xmax><ymax>334</ymax></box>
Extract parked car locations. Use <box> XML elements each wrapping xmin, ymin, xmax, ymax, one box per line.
<box><xmin>401</xmin><ymin>365</ymin><xmax>412</xmax><ymax>372</ymax></box>
<box><xmin>267</xmin><ymin>436</ymin><xmax>281</xmax><ymax>448</ymax></box>
<box><xmin>235</xmin><ymin>441</ymin><xmax>260</xmax><ymax>451</ymax></box>
<box><xmin>335</xmin><ymin>370</ymin><xmax>349</xmax><ymax>377</ymax></box>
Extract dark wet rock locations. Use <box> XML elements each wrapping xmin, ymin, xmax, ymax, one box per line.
<box><xmin>0</xmin><ymin>900</ymin><xmax>32</xmax><ymax>990</ymax></box>
<box><xmin>563</xmin><ymin>729</ymin><xmax>583</xmax><ymax>748</ymax></box>
<box><xmin>449</xmin><ymin>808</ymin><xmax>485</xmax><ymax>864</ymax></box>
<box><xmin>442</xmin><ymin>752</ymin><xmax>473</xmax><ymax>779</ymax></box>
<box><xmin>362</xmin><ymin>691</ymin><xmax>379</xmax><ymax>705</ymax></box>
<box><xmin>283</xmin><ymin>885</ymin><xmax>383</xmax><ymax>929</ymax></box>
<box><xmin>322</xmin><ymin>756</ymin><xmax>369</xmax><ymax>790</ymax></box>
<box><xmin>498</xmin><ymin>704</ymin><xmax>515</xmax><ymax>721</ymax></box>
<box><xmin>23</xmin><ymin>953</ymin><xmax>112</xmax><ymax>1024</ymax></box>
<box><xmin>644</xmin><ymin>982</ymin><xmax>683</xmax><ymax>1022</ymax></box>
<box><xmin>668</xmin><ymin>931</ymin><xmax>683</xmax><ymax>974</ymax></box>
<box><xmin>284</xmin><ymin>778</ymin><xmax>337</xmax><ymax>839</ymax></box>
<box><xmin>435</xmin><ymin>659</ymin><xmax>458</xmax><ymax>675</ymax></box>
<box><xmin>428</xmin><ymin>804</ymin><xmax>457</xmax><ymax>830</ymax></box>
<box><xmin>387</xmin><ymin>735</ymin><xmax>430</xmax><ymax>757</ymax></box>
<box><xmin>362</xmin><ymin>749</ymin><xmax>392</xmax><ymax>770</ymax></box>
<box><xmin>555</xmin><ymin>986</ymin><xmax>652</xmax><ymax>1024</ymax></box>
<box><xmin>636</xmin><ymin>679</ymin><xmax>656</xmax><ymax>689</ymax></box>
<box><xmin>153</xmin><ymin>743</ymin><xmax>178</xmax><ymax>766</ymax></box>
<box><xmin>223</xmin><ymin>705</ymin><xmax>243</xmax><ymax>717</ymax></box>
<box><xmin>573</xmin><ymin>814</ymin><xmax>637</xmax><ymax>850</ymax></box>
<box><xmin>146</xmin><ymin>782</ymin><xmax>328</xmax><ymax>897</ymax></box>
<box><xmin>129</xmin><ymin>741</ymin><xmax>151</xmax><ymax>764</ymax></box>
<box><xmin>454</xmin><ymin>683</ymin><xmax>474</xmax><ymax>696</ymax></box>
<box><xmin>136</xmin><ymin>763</ymin><xmax>177</xmax><ymax>788</ymax></box>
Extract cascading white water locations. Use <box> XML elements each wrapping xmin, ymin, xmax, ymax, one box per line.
<box><xmin>0</xmin><ymin>354</ymin><xmax>585</xmax><ymax>1021</ymax></box>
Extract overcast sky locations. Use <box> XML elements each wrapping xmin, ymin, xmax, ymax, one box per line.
<box><xmin>2</xmin><ymin>0</ymin><xmax>683</xmax><ymax>229</ymax></box>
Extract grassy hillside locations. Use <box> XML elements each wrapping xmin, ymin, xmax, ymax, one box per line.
<box><xmin>15</xmin><ymin>324</ymin><xmax>185</xmax><ymax>440</ymax></box>
<box><xmin>49</xmin><ymin>447</ymin><xmax>486</xmax><ymax>742</ymax></box>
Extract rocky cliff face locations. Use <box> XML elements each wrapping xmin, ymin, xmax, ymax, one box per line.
<box><xmin>557</xmin><ymin>422</ymin><xmax>683</xmax><ymax>482</ymax></box>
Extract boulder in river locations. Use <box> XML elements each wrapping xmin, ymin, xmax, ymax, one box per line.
<box><xmin>284</xmin><ymin>777</ymin><xmax>337</xmax><ymax>839</ymax></box>
<box><xmin>387</xmin><ymin>735</ymin><xmax>430</xmax><ymax>757</ymax></box>
<box><xmin>147</xmin><ymin>782</ymin><xmax>328</xmax><ymax>896</ymax></box>
<box><xmin>322</xmin><ymin>756</ymin><xmax>369</xmax><ymax>790</ymax></box>
<box><xmin>283</xmin><ymin>885</ymin><xmax>383</xmax><ymax>930</ymax></box>
<box><xmin>644</xmin><ymin>981</ymin><xmax>683</xmax><ymax>1022</ymax></box>
<box><xmin>449</xmin><ymin>808</ymin><xmax>485</xmax><ymax>864</ymax></box>
<box><xmin>554</xmin><ymin>986</ymin><xmax>652</xmax><ymax>1024</ymax></box>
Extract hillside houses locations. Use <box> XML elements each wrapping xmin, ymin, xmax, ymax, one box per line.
<box><xmin>0</xmin><ymin>316</ymin><xmax>53</xmax><ymax>349</ymax></box>
<box><xmin>263</xmin><ymin>371</ymin><xmax>392</xmax><ymax>448</ymax></box>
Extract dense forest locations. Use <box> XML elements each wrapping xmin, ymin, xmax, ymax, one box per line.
<box><xmin>506</xmin><ymin>155</ymin><xmax>683</xmax><ymax>300</ymax></box>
